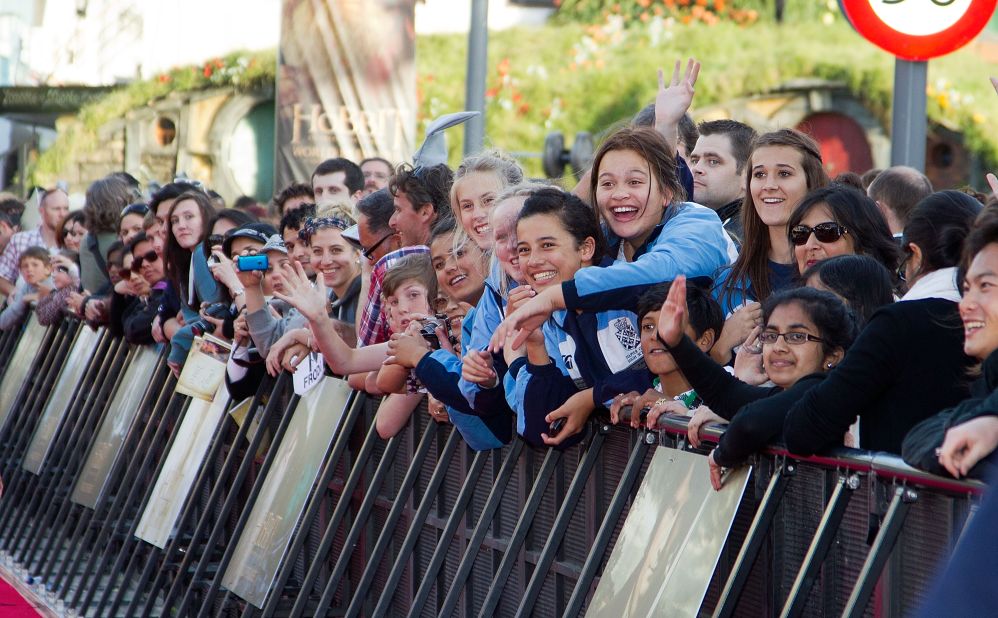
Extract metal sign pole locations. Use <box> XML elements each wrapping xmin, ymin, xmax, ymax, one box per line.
<box><xmin>464</xmin><ymin>0</ymin><xmax>488</xmax><ymax>155</ymax></box>
<box><xmin>890</xmin><ymin>58</ymin><xmax>928</xmax><ymax>171</ymax></box>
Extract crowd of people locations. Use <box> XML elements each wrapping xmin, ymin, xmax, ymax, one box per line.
<box><xmin>3</xmin><ymin>61</ymin><xmax>998</xmax><ymax>494</ymax></box>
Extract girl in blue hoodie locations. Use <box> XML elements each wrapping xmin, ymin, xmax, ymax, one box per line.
<box><xmin>505</xmin><ymin>188</ymin><xmax>645</xmax><ymax>447</ymax></box>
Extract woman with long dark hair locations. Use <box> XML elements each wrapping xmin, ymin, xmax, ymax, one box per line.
<box><xmin>784</xmin><ymin>191</ymin><xmax>981</xmax><ymax>455</ymax></box>
<box><xmin>163</xmin><ymin>190</ymin><xmax>220</xmax><ymax>373</ymax></box>
<box><xmin>710</xmin><ymin>129</ymin><xmax>829</xmax><ymax>365</ymax></box>
<box><xmin>787</xmin><ymin>184</ymin><xmax>901</xmax><ymax>276</ymax></box>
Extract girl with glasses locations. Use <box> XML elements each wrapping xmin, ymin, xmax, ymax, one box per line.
<box><xmin>784</xmin><ymin>191</ymin><xmax>980</xmax><ymax>458</ymax></box>
<box><xmin>656</xmin><ymin>278</ymin><xmax>856</xmax><ymax>489</ymax></box>
<box><xmin>490</xmin><ymin>126</ymin><xmax>730</xmax><ymax>359</ymax></box>
<box><xmin>786</xmin><ymin>184</ymin><xmax>900</xmax><ymax>277</ymax></box>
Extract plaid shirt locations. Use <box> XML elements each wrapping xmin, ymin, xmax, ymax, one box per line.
<box><xmin>0</xmin><ymin>228</ymin><xmax>56</xmax><ymax>283</ymax></box>
<box><xmin>358</xmin><ymin>245</ymin><xmax>429</xmax><ymax>346</ymax></box>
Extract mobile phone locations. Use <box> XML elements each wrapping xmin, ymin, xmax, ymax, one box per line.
<box><xmin>237</xmin><ymin>254</ymin><xmax>269</xmax><ymax>272</ymax></box>
<box><xmin>548</xmin><ymin>417</ymin><xmax>567</xmax><ymax>438</ymax></box>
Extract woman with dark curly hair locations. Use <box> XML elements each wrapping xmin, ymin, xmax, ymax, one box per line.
<box><xmin>57</xmin><ymin>210</ymin><xmax>87</xmax><ymax>252</ymax></box>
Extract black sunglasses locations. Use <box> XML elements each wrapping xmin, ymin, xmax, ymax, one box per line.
<box><xmin>789</xmin><ymin>222</ymin><xmax>848</xmax><ymax>246</ymax></box>
<box><xmin>133</xmin><ymin>250</ymin><xmax>159</xmax><ymax>270</ymax></box>
<box><xmin>207</xmin><ymin>234</ymin><xmax>225</xmax><ymax>247</ymax></box>
<box><xmin>362</xmin><ymin>231</ymin><xmax>395</xmax><ymax>261</ymax></box>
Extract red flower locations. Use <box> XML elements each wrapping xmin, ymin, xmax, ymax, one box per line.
<box><xmin>203</xmin><ymin>65</ymin><xmax>213</xmax><ymax>78</ymax></box>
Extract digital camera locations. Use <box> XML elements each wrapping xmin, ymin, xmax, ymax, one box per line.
<box><xmin>190</xmin><ymin>302</ymin><xmax>232</xmax><ymax>337</ymax></box>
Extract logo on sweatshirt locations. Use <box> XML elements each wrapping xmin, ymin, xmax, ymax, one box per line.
<box><xmin>613</xmin><ymin>318</ymin><xmax>640</xmax><ymax>349</ymax></box>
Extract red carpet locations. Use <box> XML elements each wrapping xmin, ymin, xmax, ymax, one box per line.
<box><xmin>0</xmin><ymin>570</ymin><xmax>47</xmax><ymax>617</ymax></box>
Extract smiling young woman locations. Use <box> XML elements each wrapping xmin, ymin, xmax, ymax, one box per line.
<box><xmin>715</xmin><ymin>129</ymin><xmax>829</xmax><ymax>314</ymax></box>
<box><xmin>657</xmin><ymin>278</ymin><xmax>856</xmax><ymax>489</ymax></box>
<box><xmin>904</xmin><ymin>209</ymin><xmax>998</xmax><ymax>480</ymax></box>
<box><xmin>785</xmin><ymin>191</ymin><xmax>982</xmax><ymax>456</ymax></box>
<box><xmin>490</xmin><ymin>125</ymin><xmax>730</xmax><ymax>354</ymax></box>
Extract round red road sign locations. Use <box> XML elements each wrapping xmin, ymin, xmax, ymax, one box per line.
<box><xmin>841</xmin><ymin>0</ymin><xmax>997</xmax><ymax>61</ymax></box>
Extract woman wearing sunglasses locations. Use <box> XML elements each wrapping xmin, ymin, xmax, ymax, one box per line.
<box><xmin>786</xmin><ymin>184</ymin><xmax>901</xmax><ymax>277</ymax></box>
<box><xmin>784</xmin><ymin>191</ymin><xmax>981</xmax><ymax>457</ymax></box>
<box><xmin>654</xmin><ymin>277</ymin><xmax>856</xmax><ymax>489</ymax></box>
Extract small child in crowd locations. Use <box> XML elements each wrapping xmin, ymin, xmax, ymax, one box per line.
<box><xmin>598</xmin><ymin>281</ymin><xmax>725</xmax><ymax>426</ymax></box>
<box><xmin>36</xmin><ymin>251</ymin><xmax>81</xmax><ymax>326</ymax></box>
<box><xmin>0</xmin><ymin>246</ymin><xmax>53</xmax><ymax>330</ymax></box>
<box><xmin>373</xmin><ymin>254</ymin><xmax>438</xmax><ymax>437</ymax></box>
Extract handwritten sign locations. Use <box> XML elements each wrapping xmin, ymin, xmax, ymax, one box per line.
<box><xmin>292</xmin><ymin>351</ymin><xmax>325</xmax><ymax>396</ymax></box>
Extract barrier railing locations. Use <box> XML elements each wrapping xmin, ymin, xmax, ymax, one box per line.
<box><xmin>0</xmin><ymin>318</ymin><xmax>982</xmax><ymax>617</ymax></box>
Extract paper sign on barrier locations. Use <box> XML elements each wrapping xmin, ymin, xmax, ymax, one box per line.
<box><xmin>175</xmin><ymin>335</ymin><xmax>231</xmax><ymax>402</ymax></box>
<box><xmin>70</xmin><ymin>347</ymin><xmax>161</xmax><ymax>509</ymax></box>
<box><xmin>22</xmin><ymin>327</ymin><xmax>102</xmax><ymax>475</ymax></box>
<box><xmin>221</xmin><ymin>377</ymin><xmax>351</xmax><ymax>608</ymax></box>
<box><xmin>292</xmin><ymin>351</ymin><xmax>324</xmax><ymax>396</ymax></box>
<box><xmin>586</xmin><ymin>448</ymin><xmax>751</xmax><ymax>617</ymax></box>
<box><xmin>135</xmin><ymin>382</ymin><xmax>231</xmax><ymax>548</ymax></box>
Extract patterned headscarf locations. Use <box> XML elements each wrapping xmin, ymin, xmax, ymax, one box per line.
<box><xmin>298</xmin><ymin>216</ymin><xmax>352</xmax><ymax>243</ymax></box>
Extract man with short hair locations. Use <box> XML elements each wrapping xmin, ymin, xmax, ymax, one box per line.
<box><xmin>279</xmin><ymin>203</ymin><xmax>317</xmax><ymax>279</ymax></box>
<box><xmin>273</xmin><ymin>182</ymin><xmax>314</xmax><ymax>217</ymax></box>
<box><xmin>867</xmin><ymin>166</ymin><xmax>933</xmax><ymax>240</ymax></box>
<box><xmin>0</xmin><ymin>188</ymin><xmax>68</xmax><ymax>296</ymax></box>
<box><xmin>387</xmin><ymin>163</ymin><xmax>453</xmax><ymax>247</ymax></box>
<box><xmin>0</xmin><ymin>198</ymin><xmax>25</xmax><ymax>253</ymax></box>
<box><xmin>360</xmin><ymin>157</ymin><xmax>393</xmax><ymax>195</ymax></box>
<box><xmin>311</xmin><ymin>158</ymin><xmax>364</xmax><ymax>206</ymax></box>
<box><xmin>689</xmin><ymin>119</ymin><xmax>757</xmax><ymax>244</ymax></box>
<box><xmin>349</xmin><ymin>188</ymin><xmax>422</xmax><ymax>346</ymax></box>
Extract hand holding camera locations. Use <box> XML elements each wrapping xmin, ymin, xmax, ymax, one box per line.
<box><xmin>190</xmin><ymin>301</ymin><xmax>233</xmax><ymax>337</ymax></box>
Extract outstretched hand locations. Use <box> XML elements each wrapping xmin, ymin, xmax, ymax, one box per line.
<box><xmin>655</xmin><ymin>58</ymin><xmax>700</xmax><ymax>149</ymax></box>
<box><xmin>656</xmin><ymin>274</ymin><xmax>689</xmax><ymax>348</ymax></box>
<box><xmin>272</xmin><ymin>261</ymin><xmax>327</xmax><ymax>322</ymax></box>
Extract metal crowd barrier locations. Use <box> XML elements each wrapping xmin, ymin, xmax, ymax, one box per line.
<box><xmin>0</xmin><ymin>317</ymin><xmax>983</xmax><ymax>617</ymax></box>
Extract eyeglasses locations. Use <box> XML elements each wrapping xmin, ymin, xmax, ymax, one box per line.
<box><xmin>207</xmin><ymin>234</ymin><xmax>225</xmax><ymax>248</ymax></box>
<box><xmin>119</xmin><ymin>267</ymin><xmax>133</xmax><ymax>279</ymax></box>
<box><xmin>132</xmin><ymin>250</ymin><xmax>159</xmax><ymax>270</ymax></box>
<box><xmin>362</xmin><ymin>231</ymin><xmax>395</xmax><ymax>261</ymax></box>
<box><xmin>789</xmin><ymin>222</ymin><xmax>848</xmax><ymax>246</ymax></box>
<box><xmin>757</xmin><ymin>331</ymin><xmax>826</xmax><ymax>345</ymax></box>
